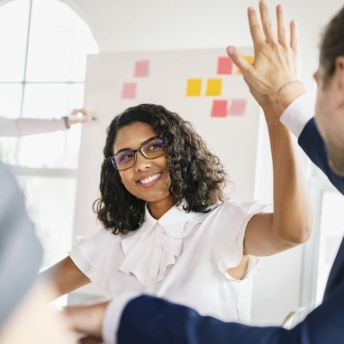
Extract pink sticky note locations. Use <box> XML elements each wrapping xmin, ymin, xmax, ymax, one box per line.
<box><xmin>229</xmin><ymin>99</ymin><xmax>246</xmax><ymax>116</ymax></box>
<box><xmin>217</xmin><ymin>57</ymin><xmax>233</xmax><ymax>75</ymax></box>
<box><xmin>211</xmin><ymin>100</ymin><xmax>228</xmax><ymax>117</ymax></box>
<box><xmin>121</xmin><ymin>83</ymin><xmax>136</xmax><ymax>99</ymax></box>
<box><xmin>135</xmin><ymin>60</ymin><xmax>149</xmax><ymax>77</ymax></box>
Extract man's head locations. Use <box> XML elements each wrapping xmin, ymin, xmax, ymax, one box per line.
<box><xmin>315</xmin><ymin>6</ymin><xmax>344</xmax><ymax>175</ymax></box>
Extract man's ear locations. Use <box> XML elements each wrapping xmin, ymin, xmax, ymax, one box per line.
<box><xmin>335</xmin><ymin>56</ymin><xmax>344</xmax><ymax>88</ymax></box>
<box><xmin>335</xmin><ymin>56</ymin><xmax>344</xmax><ymax>108</ymax></box>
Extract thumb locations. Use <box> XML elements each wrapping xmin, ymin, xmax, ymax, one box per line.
<box><xmin>243</xmin><ymin>76</ymin><xmax>254</xmax><ymax>93</ymax></box>
<box><xmin>226</xmin><ymin>46</ymin><xmax>254</xmax><ymax>78</ymax></box>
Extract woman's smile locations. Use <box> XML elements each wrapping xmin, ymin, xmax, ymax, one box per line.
<box><xmin>137</xmin><ymin>172</ymin><xmax>162</xmax><ymax>186</ymax></box>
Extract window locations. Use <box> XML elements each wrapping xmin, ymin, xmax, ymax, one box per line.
<box><xmin>0</xmin><ymin>0</ymin><xmax>98</xmax><ymax>270</ymax></box>
<box><xmin>300</xmin><ymin>164</ymin><xmax>344</xmax><ymax>314</ymax></box>
<box><xmin>315</xmin><ymin>189</ymin><xmax>344</xmax><ymax>302</ymax></box>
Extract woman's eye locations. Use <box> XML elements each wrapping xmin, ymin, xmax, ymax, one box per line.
<box><xmin>148</xmin><ymin>143</ymin><xmax>163</xmax><ymax>151</ymax></box>
<box><xmin>120</xmin><ymin>152</ymin><xmax>133</xmax><ymax>161</ymax></box>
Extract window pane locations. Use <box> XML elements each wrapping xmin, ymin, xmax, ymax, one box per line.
<box><xmin>0</xmin><ymin>137</ymin><xmax>17</xmax><ymax>164</ymax></box>
<box><xmin>22</xmin><ymin>83</ymin><xmax>84</xmax><ymax>119</ymax></box>
<box><xmin>0</xmin><ymin>84</ymin><xmax>23</xmax><ymax>163</ymax></box>
<box><xmin>17</xmin><ymin>83</ymin><xmax>84</xmax><ymax>168</ymax></box>
<box><xmin>315</xmin><ymin>191</ymin><xmax>344</xmax><ymax>304</ymax></box>
<box><xmin>0</xmin><ymin>84</ymin><xmax>23</xmax><ymax>118</ymax></box>
<box><xmin>26</xmin><ymin>0</ymin><xmax>75</xmax><ymax>81</ymax></box>
<box><xmin>0</xmin><ymin>0</ymin><xmax>30</xmax><ymax>81</ymax></box>
<box><xmin>17</xmin><ymin>175</ymin><xmax>76</xmax><ymax>268</ymax></box>
<box><xmin>26</xmin><ymin>0</ymin><xmax>97</xmax><ymax>82</ymax></box>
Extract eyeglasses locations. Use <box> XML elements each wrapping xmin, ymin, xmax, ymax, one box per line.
<box><xmin>108</xmin><ymin>136</ymin><xmax>165</xmax><ymax>171</ymax></box>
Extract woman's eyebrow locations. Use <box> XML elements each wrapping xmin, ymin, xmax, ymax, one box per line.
<box><xmin>114</xmin><ymin>136</ymin><xmax>158</xmax><ymax>154</ymax></box>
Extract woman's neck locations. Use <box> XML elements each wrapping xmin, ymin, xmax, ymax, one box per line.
<box><xmin>147</xmin><ymin>196</ymin><xmax>175</xmax><ymax>219</ymax></box>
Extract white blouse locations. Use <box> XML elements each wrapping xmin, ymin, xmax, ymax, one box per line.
<box><xmin>69</xmin><ymin>199</ymin><xmax>268</xmax><ymax>323</ymax></box>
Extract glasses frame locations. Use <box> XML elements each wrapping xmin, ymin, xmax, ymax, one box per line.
<box><xmin>107</xmin><ymin>136</ymin><xmax>165</xmax><ymax>171</ymax></box>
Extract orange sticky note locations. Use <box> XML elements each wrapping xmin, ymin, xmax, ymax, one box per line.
<box><xmin>217</xmin><ymin>57</ymin><xmax>233</xmax><ymax>75</ymax></box>
<box><xmin>236</xmin><ymin>56</ymin><xmax>254</xmax><ymax>75</ymax></box>
<box><xmin>121</xmin><ymin>83</ymin><xmax>136</xmax><ymax>99</ymax></box>
<box><xmin>229</xmin><ymin>99</ymin><xmax>246</xmax><ymax>115</ymax></box>
<box><xmin>211</xmin><ymin>100</ymin><xmax>228</xmax><ymax>117</ymax></box>
<box><xmin>135</xmin><ymin>60</ymin><xmax>149</xmax><ymax>77</ymax></box>
<box><xmin>186</xmin><ymin>79</ymin><xmax>202</xmax><ymax>96</ymax></box>
<box><xmin>206</xmin><ymin>79</ymin><xmax>222</xmax><ymax>96</ymax></box>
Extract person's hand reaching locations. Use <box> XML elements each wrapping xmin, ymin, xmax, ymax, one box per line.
<box><xmin>67</xmin><ymin>108</ymin><xmax>95</xmax><ymax>127</ymax></box>
<box><xmin>227</xmin><ymin>1</ymin><xmax>307</xmax><ymax>109</ymax></box>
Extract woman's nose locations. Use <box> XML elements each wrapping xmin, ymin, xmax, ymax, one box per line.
<box><xmin>134</xmin><ymin>151</ymin><xmax>151</xmax><ymax>171</ymax></box>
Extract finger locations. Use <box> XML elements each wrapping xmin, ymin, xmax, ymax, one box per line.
<box><xmin>226</xmin><ymin>46</ymin><xmax>255</xmax><ymax>81</ymax></box>
<box><xmin>79</xmin><ymin>108</ymin><xmax>89</xmax><ymax>117</ymax></box>
<box><xmin>276</xmin><ymin>4</ymin><xmax>288</xmax><ymax>46</ymax></box>
<box><xmin>80</xmin><ymin>336</ymin><xmax>102</xmax><ymax>344</ymax></box>
<box><xmin>243</xmin><ymin>77</ymin><xmax>254</xmax><ymax>92</ymax></box>
<box><xmin>248</xmin><ymin>6</ymin><xmax>265</xmax><ymax>46</ymax></box>
<box><xmin>71</xmin><ymin>108</ymin><xmax>84</xmax><ymax>116</ymax></box>
<box><xmin>259</xmin><ymin>0</ymin><xmax>276</xmax><ymax>43</ymax></box>
<box><xmin>71</xmin><ymin>109</ymin><xmax>88</xmax><ymax>119</ymax></box>
<box><xmin>76</xmin><ymin>108</ymin><xmax>88</xmax><ymax>117</ymax></box>
<box><xmin>290</xmin><ymin>20</ymin><xmax>299</xmax><ymax>52</ymax></box>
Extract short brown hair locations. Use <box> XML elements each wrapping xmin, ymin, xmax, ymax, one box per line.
<box><xmin>320</xmin><ymin>6</ymin><xmax>344</xmax><ymax>83</ymax></box>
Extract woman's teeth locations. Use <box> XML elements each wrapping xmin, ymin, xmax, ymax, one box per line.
<box><xmin>140</xmin><ymin>173</ymin><xmax>161</xmax><ymax>184</ymax></box>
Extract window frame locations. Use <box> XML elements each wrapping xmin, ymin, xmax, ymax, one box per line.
<box><xmin>0</xmin><ymin>0</ymin><xmax>98</xmax><ymax>271</ymax></box>
<box><xmin>300</xmin><ymin>163</ymin><xmax>342</xmax><ymax>314</ymax></box>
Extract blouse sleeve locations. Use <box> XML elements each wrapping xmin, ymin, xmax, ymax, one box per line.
<box><xmin>0</xmin><ymin>116</ymin><xmax>67</xmax><ymax>137</ymax></box>
<box><xmin>69</xmin><ymin>228</ymin><xmax>114</xmax><ymax>290</ymax></box>
<box><xmin>213</xmin><ymin>200</ymin><xmax>270</xmax><ymax>279</ymax></box>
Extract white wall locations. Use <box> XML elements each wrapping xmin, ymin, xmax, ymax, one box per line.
<box><xmin>69</xmin><ymin>0</ymin><xmax>344</xmax><ymax>325</ymax></box>
<box><xmin>72</xmin><ymin>0</ymin><xmax>342</xmax><ymax>84</ymax></box>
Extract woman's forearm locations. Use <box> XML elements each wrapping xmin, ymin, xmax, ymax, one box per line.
<box><xmin>264</xmin><ymin>105</ymin><xmax>312</xmax><ymax>246</ymax></box>
<box><xmin>39</xmin><ymin>256</ymin><xmax>91</xmax><ymax>301</ymax></box>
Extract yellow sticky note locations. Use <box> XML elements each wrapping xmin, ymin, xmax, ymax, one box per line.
<box><xmin>186</xmin><ymin>79</ymin><xmax>202</xmax><ymax>96</ymax></box>
<box><xmin>236</xmin><ymin>56</ymin><xmax>254</xmax><ymax>75</ymax></box>
<box><xmin>206</xmin><ymin>79</ymin><xmax>222</xmax><ymax>96</ymax></box>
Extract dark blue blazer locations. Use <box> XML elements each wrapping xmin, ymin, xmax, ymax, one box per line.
<box><xmin>118</xmin><ymin>118</ymin><xmax>344</xmax><ymax>344</ymax></box>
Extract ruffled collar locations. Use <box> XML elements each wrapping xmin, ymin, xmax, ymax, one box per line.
<box><xmin>118</xmin><ymin>202</ymin><xmax>203</xmax><ymax>289</ymax></box>
<box><xmin>141</xmin><ymin>202</ymin><xmax>201</xmax><ymax>239</ymax></box>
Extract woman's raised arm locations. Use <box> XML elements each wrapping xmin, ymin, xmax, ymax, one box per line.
<box><xmin>244</xmin><ymin>96</ymin><xmax>312</xmax><ymax>257</ymax></box>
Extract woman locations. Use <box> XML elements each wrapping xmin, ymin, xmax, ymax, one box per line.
<box><xmin>44</xmin><ymin>103</ymin><xmax>311</xmax><ymax>323</ymax></box>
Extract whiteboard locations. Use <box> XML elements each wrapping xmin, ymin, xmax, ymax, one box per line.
<box><xmin>74</xmin><ymin>48</ymin><xmax>260</xmax><ymax>238</ymax></box>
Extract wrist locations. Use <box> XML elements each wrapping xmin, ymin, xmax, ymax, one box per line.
<box><xmin>275</xmin><ymin>83</ymin><xmax>308</xmax><ymax>110</ymax></box>
<box><xmin>262</xmin><ymin>104</ymin><xmax>285</xmax><ymax>121</ymax></box>
<box><xmin>63</xmin><ymin>116</ymin><xmax>71</xmax><ymax>129</ymax></box>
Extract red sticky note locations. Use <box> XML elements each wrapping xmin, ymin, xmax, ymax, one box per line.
<box><xmin>229</xmin><ymin>99</ymin><xmax>246</xmax><ymax>115</ymax></box>
<box><xmin>217</xmin><ymin>57</ymin><xmax>233</xmax><ymax>75</ymax></box>
<box><xmin>211</xmin><ymin>100</ymin><xmax>228</xmax><ymax>117</ymax></box>
<box><xmin>135</xmin><ymin>60</ymin><xmax>149</xmax><ymax>77</ymax></box>
<box><xmin>121</xmin><ymin>83</ymin><xmax>136</xmax><ymax>99</ymax></box>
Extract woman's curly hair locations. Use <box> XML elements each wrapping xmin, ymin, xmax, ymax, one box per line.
<box><xmin>93</xmin><ymin>104</ymin><xmax>229</xmax><ymax>235</ymax></box>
